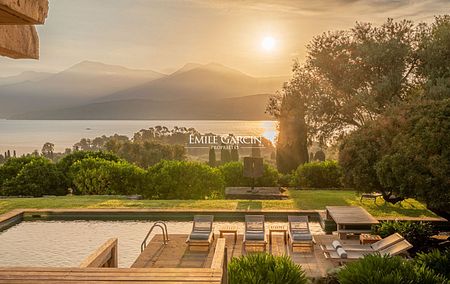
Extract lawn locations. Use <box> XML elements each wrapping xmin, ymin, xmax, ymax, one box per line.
<box><xmin>0</xmin><ymin>189</ymin><xmax>436</xmax><ymax>218</ymax></box>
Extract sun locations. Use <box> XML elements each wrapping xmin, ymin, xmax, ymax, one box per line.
<box><xmin>261</xmin><ymin>36</ymin><xmax>276</xmax><ymax>52</ymax></box>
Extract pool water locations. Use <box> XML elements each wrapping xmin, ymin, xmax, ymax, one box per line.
<box><xmin>0</xmin><ymin>220</ymin><xmax>324</xmax><ymax>267</ymax></box>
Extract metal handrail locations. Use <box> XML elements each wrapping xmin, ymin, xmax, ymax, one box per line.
<box><xmin>141</xmin><ymin>221</ymin><xmax>169</xmax><ymax>252</ymax></box>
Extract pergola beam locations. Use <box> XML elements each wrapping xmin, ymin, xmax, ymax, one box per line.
<box><xmin>0</xmin><ymin>0</ymin><xmax>48</xmax><ymax>59</ymax></box>
<box><xmin>0</xmin><ymin>25</ymin><xmax>39</xmax><ymax>59</ymax></box>
<box><xmin>0</xmin><ymin>0</ymin><xmax>49</xmax><ymax>24</ymax></box>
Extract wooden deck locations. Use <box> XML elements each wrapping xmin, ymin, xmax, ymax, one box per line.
<box><xmin>133</xmin><ymin>233</ymin><xmax>335</xmax><ymax>279</ymax></box>
<box><xmin>0</xmin><ymin>237</ymin><xmax>227</xmax><ymax>283</ymax></box>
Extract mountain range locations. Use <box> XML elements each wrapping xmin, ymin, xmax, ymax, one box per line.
<box><xmin>0</xmin><ymin>61</ymin><xmax>287</xmax><ymax>120</ymax></box>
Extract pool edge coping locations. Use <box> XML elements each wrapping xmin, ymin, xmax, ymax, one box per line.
<box><xmin>0</xmin><ymin>208</ymin><xmax>447</xmax><ymax>224</ymax></box>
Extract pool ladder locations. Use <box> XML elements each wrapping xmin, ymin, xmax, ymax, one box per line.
<box><xmin>141</xmin><ymin>221</ymin><xmax>169</xmax><ymax>252</ymax></box>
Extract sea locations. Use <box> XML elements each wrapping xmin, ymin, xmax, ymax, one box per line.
<box><xmin>0</xmin><ymin>120</ymin><xmax>278</xmax><ymax>155</ymax></box>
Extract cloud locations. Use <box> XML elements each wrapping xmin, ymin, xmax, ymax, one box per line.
<box><xmin>192</xmin><ymin>0</ymin><xmax>448</xmax><ymax>20</ymax></box>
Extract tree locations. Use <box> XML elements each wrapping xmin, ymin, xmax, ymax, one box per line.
<box><xmin>105</xmin><ymin>140</ymin><xmax>186</xmax><ymax>168</ymax></box>
<box><xmin>41</xmin><ymin>142</ymin><xmax>55</xmax><ymax>159</ymax></box>
<box><xmin>416</xmin><ymin>15</ymin><xmax>450</xmax><ymax>100</ymax></box>
<box><xmin>304</xmin><ymin>18</ymin><xmax>417</xmax><ymax>142</ymax></box>
<box><xmin>221</xmin><ymin>145</ymin><xmax>231</xmax><ymax>164</ymax></box>
<box><xmin>230</xmin><ymin>148</ymin><xmax>239</xmax><ymax>162</ymax></box>
<box><xmin>375</xmin><ymin>99</ymin><xmax>450</xmax><ymax>210</ymax></box>
<box><xmin>339</xmin><ymin>99</ymin><xmax>450</xmax><ymax>208</ymax></box>
<box><xmin>208</xmin><ymin>147</ymin><xmax>216</xmax><ymax>167</ymax></box>
<box><xmin>267</xmin><ymin>64</ymin><xmax>312</xmax><ymax>173</ymax></box>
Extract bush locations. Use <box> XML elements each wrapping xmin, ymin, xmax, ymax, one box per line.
<box><xmin>0</xmin><ymin>156</ymin><xmax>40</xmax><ymax>187</ymax></box>
<box><xmin>228</xmin><ymin>253</ymin><xmax>308</xmax><ymax>284</ymax></box>
<box><xmin>219</xmin><ymin>162</ymin><xmax>279</xmax><ymax>187</ymax></box>
<box><xmin>144</xmin><ymin>160</ymin><xmax>224</xmax><ymax>199</ymax></box>
<box><xmin>69</xmin><ymin>158</ymin><xmax>146</xmax><ymax>195</ymax></box>
<box><xmin>2</xmin><ymin>157</ymin><xmax>65</xmax><ymax>197</ymax></box>
<box><xmin>372</xmin><ymin>221</ymin><xmax>434</xmax><ymax>252</ymax></box>
<box><xmin>337</xmin><ymin>254</ymin><xmax>448</xmax><ymax>284</ymax></box>
<box><xmin>294</xmin><ymin>161</ymin><xmax>342</xmax><ymax>188</ymax></box>
<box><xmin>414</xmin><ymin>249</ymin><xmax>450</xmax><ymax>279</ymax></box>
<box><xmin>58</xmin><ymin>151</ymin><xmax>122</xmax><ymax>188</ymax></box>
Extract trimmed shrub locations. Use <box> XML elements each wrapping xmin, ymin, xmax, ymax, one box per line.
<box><xmin>372</xmin><ymin>221</ymin><xmax>434</xmax><ymax>252</ymax></box>
<box><xmin>294</xmin><ymin>161</ymin><xmax>342</xmax><ymax>188</ymax></box>
<box><xmin>337</xmin><ymin>254</ymin><xmax>448</xmax><ymax>284</ymax></box>
<box><xmin>2</xmin><ymin>157</ymin><xmax>65</xmax><ymax>197</ymax></box>
<box><xmin>228</xmin><ymin>253</ymin><xmax>308</xmax><ymax>284</ymax></box>
<box><xmin>144</xmin><ymin>160</ymin><xmax>224</xmax><ymax>199</ymax></box>
<box><xmin>69</xmin><ymin>158</ymin><xmax>146</xmax><ymax>195</ymax></box>
<box><xmin>0</xmin><ymin>156</ymin><xmax>40</xmax><ymax>187</ymax></box>
<box><xmin>414</xmin><ymin>249</ymin><xmax>450</xmax><ymax>279</ymax></box>
<box><xmin>58</xmin><ymin>151</ymin><xmax>122</xmax><ymax>188</ymax></box>
<box><xmin>219</xmin><ymin>161</ymin><xmax>279</xmax><ymax>187</ymax></box>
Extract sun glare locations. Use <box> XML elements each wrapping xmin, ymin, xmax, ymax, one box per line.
<box><xmin>261</xmin><ymin>36</ymin><xmax>276</xmax><ymax>52</ymax></box>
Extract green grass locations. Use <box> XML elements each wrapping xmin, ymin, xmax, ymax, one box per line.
<box><xmin>0</xmin><ymin>190</ymin><xmax>436</xmax><ymax>218</ymax></box>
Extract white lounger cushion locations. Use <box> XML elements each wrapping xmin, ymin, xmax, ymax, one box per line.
<box><xmin>336</xmin><ymin>247</ymin><xmax>347</xmax><ymax>258</ymax></box>
<box><xmin>332</xmin><ymin>240</ymin><xmax>342</xmax><ymax>250</ymax></box>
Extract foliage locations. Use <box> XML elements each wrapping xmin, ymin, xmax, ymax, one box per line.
<box><xmin>340</xmin><ymin>99</ymin><xmax>450</xmax><ymax>208</ymax></box>
<box><xmin>230</xmin><ymin>148</ymin><xmax>239</xmax><ymax>162</ymax></box>
<box><xmin>133</xmin><ymin>126</ymin><xmax>200</xmax><ymax>145</ymax></box>
<box><xmin>267</xmin><ymin>64</ymin><xmax>310</xmax><ymax>173</ymax></box>
<box><xmin>219</xmin><ymin>161</ymin><xmax>279</xmax><ymax>187</ymax></box>
<box><xmin>143</xmin><ymin>160</ymin><xmax>224</xmax><ymax>199</ymax></box>
<box><xmin>294</xmin><ymin>161</ymin><xmax>342</xmax><ymax>188</ymax></box>
<box><xmin>228</xmin><ymin>253</ymin><xmax>308</xmax><ymax>284</ymax></box>
<box><xmin>414</xmin><ymin>249</ymin><xmax>450</xmax><ymax>279</ymax></box>
<box><xmin>41</xmin><ymin>142</ymin><xmax>55</xmax><ymax>159</ymax></box>
<box><xmin>374</xmin><ymin>99</ymin><xmax>450</xmax><ymax>210</ymax></box>
<box><xmin>0</xmin><ymin>156</ymin><xmax>40</xmax><ymax>186</ymax></box>
<box><xmin>372</xmin><ymin>221</ymin><xmax>434</xmax><ymax>252</ymax></box>
<box><xmin>1</xmin><ymin>157</ymin><xmax>65</xmax><ymax>197</ymax></box>
<box><xmin>278</xmin><ymin>173</ymin><xmax>295</xmax><ymax>187</ymax></box>
<box><xmin>105</xmin><ymin>140</ymin><xmax>185</xmax><ymax>168</ymax></box>
<box><xmin>58</xmin><ymin>151</ymin><xmax>122</xmax><ymax>189</ymax></box>
<box><xmin>337</xmin><ymin>254</ymin><xmax>448</xmax><ymax>284</ymax></box>
<box><xmin>416</xmin><ymin>15</ymin><xmax>450</xmax><ymax>100</ymax></box>
<box><xmin>69</xmin><ymin>158</ymin><xmax>146</xmax><ymax>195</ymax></box>
<box><xmin>269</xmin><ymin>16</ymin><xmax>449</xmax><ymax>175</ymax></box>
<box><xmin>220</xmin><ymin>147</ymin><xmax>231</xmax><ymax>164</ymax></box>
<box><xmin>58</xmin><ymin>151</ymin><xmax>121</xmax><ymax>175</ymax></box>
<box><xmin>208</xmin><ymin>148</ymin><xmax>216</xmax><ymax>167</ymax></box>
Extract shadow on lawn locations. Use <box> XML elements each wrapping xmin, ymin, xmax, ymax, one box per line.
<box><xmin>236</xmin><ymin>201</ymin><xmax>262</xmax><ymax>211</ymax></box>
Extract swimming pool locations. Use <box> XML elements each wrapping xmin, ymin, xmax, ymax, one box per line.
<box><xmin>0</xmin><ymin>220</ymin><xmax>324</xmax><ymax>267</ymax></box>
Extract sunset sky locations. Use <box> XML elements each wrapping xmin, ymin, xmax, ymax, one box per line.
<box><xmin>0</xmin><ymin>0</ymin><xmax>448</xmax><ymax>77</ymax></box>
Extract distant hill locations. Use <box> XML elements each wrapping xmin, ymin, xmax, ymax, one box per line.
<box><xmin>0</xmin><ymin>71</ymin><xmax>53</xmax><ymax>86</ymax></box>
<box><xmin>98</xmin><ymin>62</ymin><xmax>285</xmax><ymax>102</ymax></box>
<box><xmin>0</xmin><ymin>61</ymin><xmax>164</xmax><ymax>118</ymax></box>
<box><xmin>0</xmin><ymin>61</ymin><xmax>287</xmax><ymax>120</ymax></box>
<box><xmin>12</xmin><ymin>94</ymin><xmax>273</xmax><ymax>120</ymax></box>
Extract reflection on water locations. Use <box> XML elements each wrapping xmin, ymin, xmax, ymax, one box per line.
<box><xmin>0</xmin><ymin>220</ymin><xmax>322</xmax><ymax>267</ymax></box>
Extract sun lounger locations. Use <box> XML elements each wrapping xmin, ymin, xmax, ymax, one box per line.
<box><xmin>288</xmin><ymin>216</ymin><xmax>314</xmax><ymax>252</ymax></box>
<box><xmin>244</xmin><ymin>215</ymin><xmax>266</xmax><ymax>251</ymax></box>
<box><xmin>323</xmin><ymin>239</ymin><xmax>413</xmax><ymax>263</ymax></box>
<box><xmin>186</xmin><ymin>215</ymin><xmax>214</xmax><ymax>248</ymax></box>
<box><xmin>321</xmin><ymin>233</ymin><xmax>404</xmax><ymax>252</ymax></box>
